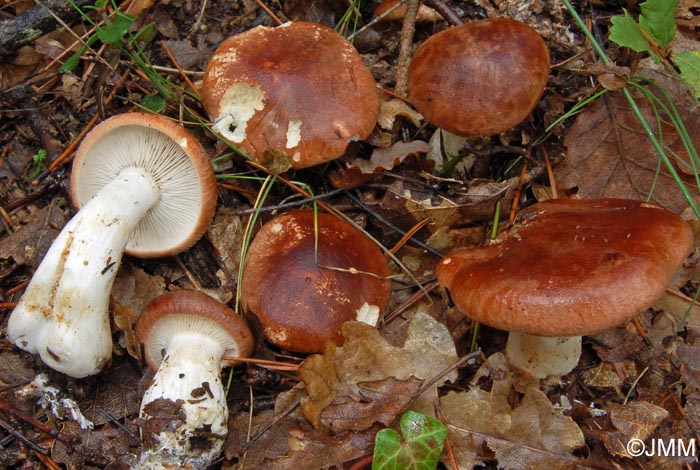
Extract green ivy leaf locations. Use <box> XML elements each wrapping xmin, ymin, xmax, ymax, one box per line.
<box><xmin>639</xmin><ymin>0</ymin><xmax>678</xmax><ymax>48</ymax></box>
<box><xmin>675</xmin><ymin>50</ymin><xmax>700</xmax><ymax>98</ymax></box>
<box><xmin>609</xmin><ymin>12</ymin><xmax>650</xmax><ymax>53</ymax></box>
<box><xmin>372</xmin><ymin>411</ymin><xmax>447</xmax><ymax>470</ymax></box>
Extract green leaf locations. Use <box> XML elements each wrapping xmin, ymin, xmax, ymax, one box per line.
<box><xmin>97</xmin><ymin>11</ymin><xmax>135</xmax><ymax>44</ymax></box>
<box><xmin>133</xmin><ymin>22</ymin><xmax>156</xmax><ymax>43</ymax></box>
<box><xmin>675</xmin><ymin>50</ymin><xmax>700</xmax><ymax>98</ymax></box>
<box><xmin>639</xmin><ymin>0</ymin><xmax>678</xmax><ymax>47</ymax></box>
<box><xmin>609</xmin><ymin>12</ymin><xmax>651</xmax><ymax>53</ymax></box>
<box><xmin>141</xmin><ymin>93</ymin><xmax>167</xmax><ymax>112</ymax></box>
<box><xmin>372</xmin><ymin>411</ymin><xmax>447</xmax><ymax>470</ymax></box>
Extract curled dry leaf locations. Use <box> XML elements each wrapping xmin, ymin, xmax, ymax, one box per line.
<box><xmin>440</xmin><ymin>353</ymin><xmax>585</xmax><ymax>469</ymax></box>
<box><xmin>347</xmin><ymin>140</ymin><xmax>431</xmax><ymax>174</ymax></box>
<box><xmin>557</xmin><ymin>89</ymin><xmax>700</xmax><ymax>214</ymax></box>
<box><xmin>377</xmin><ymin>98</ymin><xmax>424</xmax><ymax>130</ymax></box>
<box><xmin>378</xmin><ymin>169</ymin><xmax>541</xmax><ymax>234</ymax></box>
<box><xmin>299</xmin><ymin>312</ymin><xmax>458</xmax><ymax>431</ymax></box>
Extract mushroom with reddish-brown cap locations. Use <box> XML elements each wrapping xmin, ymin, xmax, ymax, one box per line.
<box><xmin>136</xmin><ymin>290</ymin><xmax>254</xmax><ymax>470</ymax></box>
<box><xmin>407</xmin><ymin>18</ymin><xmax>550</xmax><ymax>137</ymax></box>
<box><xmin>240</xmin><ymin>210</ymin><xmax>392</xmax><ymax>353</ymax></box>
<box><xmin>437</xmin><ymin>198</ymin><xmax>694</xmax><ymax>378</ymax></box>
<box><xmin>7</xmin><ymin>113</ymin><xmax>217</xmax><ymax>378</ymax></box>
<box><xmin>202</xmin><ymin>21</ymin><xmax>380</xmax><ymax>169</ymax></box>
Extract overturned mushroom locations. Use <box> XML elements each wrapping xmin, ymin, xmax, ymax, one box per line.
<box><xmin>437</xmin><ymin>198</ymin><xmax>694</xmax><ymax>378</ymax></box>
<box><xmin>136</xmin><ymin>290</ymin><xmax>254</xmax><ymax>469</ymax></box>
<box><xmin>241</xmin><ymin>210</ymin><xmax>392</xmax><ymax>353</ymax></box>
<box><xmin>202</xmin><ymin>21</ymin><xmax>380</xmax><ymax>169</ymax></box>
<box><xmin>7</xmin><ymin>113</ymin><xmax>217</xmax><ymax>378</ymax></box>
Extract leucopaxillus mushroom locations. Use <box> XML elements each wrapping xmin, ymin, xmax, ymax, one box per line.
<box><xmin>202</xmin><ymin>21</ymin><xmax>380</xmax><ymax>169</ymax></box>
<box><xmin>7</xmin><ymin>113</ymin><xmax>217</xmax><ymax>378</ymax></box>
<box><xmin>135</xmin><ymin>290</ymin><xmax>254</xmax><ymax>469</ymax></box>
<box><xmin>240</xmin><ymin>210</ymin><xmax>392</xmax><ymax>353</ymax></box>
<box><xmin>407</xmin><ymin>17</ymin><xmax>550</xmax><ymax>137</ymax></box>
<box><xmin>437</xmin><ymin>198</ymin><xmax>694</xmax><ymax>379</ymax></box>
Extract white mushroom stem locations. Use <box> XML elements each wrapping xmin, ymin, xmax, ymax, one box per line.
<box><xmin>505</xmin><ymin>332</ymin><xmax>582</xmax><ymax>379</ymax></box>
<box><xmin>138</xmin><ymin>332</ymin><xmax>229</xmax><ymax>470</ymax></box>
<box><xmin>7</xmin><ymin>167</ymin><xmax>159</xmax><ymax>378</ymax></box>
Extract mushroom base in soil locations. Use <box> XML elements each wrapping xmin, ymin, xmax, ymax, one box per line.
<box><xmin>437</xmin><ymin>198</ymin><xmax>694</xmax><ymax>379</ymax></box>
<box><xmin>136</xmin><ymin>291</ymin><xmax>254</xmax><ymax>470</ymax></box>
<box><xmin>6</xmin><ymin>113</ymin><xmax>216</xmax><ymax>378</ymax></box>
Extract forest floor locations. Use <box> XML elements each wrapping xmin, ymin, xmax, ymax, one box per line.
<box><xmin>2</xmin><ymin>0</ymin><xmax>700</xmax><ymax>469</ymax></box>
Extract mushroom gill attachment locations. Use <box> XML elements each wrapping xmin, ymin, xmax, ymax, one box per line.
<box><xmin>437</xmin><ymin>198</ymin><xmax>694</xmax><ymax>378</ymax></box>
<box><xmin>407</xmin><ymin>17</ymin><xmax>550</xmax><ymax>137</ymax></box>
<box><xmin>241</xmin><ymin>210</ymin><xmax>392</xmax><ymax>353</ymax></box>
<box><xmin>202</xmin><ymin>21</ymin><xmax>380</xmax><ymax>169</ymax></box>
<box><xmin>135</xmin><ymin>290</ymin><xmax>254</xmax><ymax>470</ymax></box>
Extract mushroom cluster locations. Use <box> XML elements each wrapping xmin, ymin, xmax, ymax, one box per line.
<box><xmin>202</xmin><ymin>21</ymin><xmax>380</xmax><ymax>169</ymax></box>
<box><xmin>7</xmin><ymin>113</ymin><xmax>217</xmax><ymax>378</ymax></box>
<box><xmin>241</xmin><ymin>210</ymin><xmax>392</xmax><ymax>353</ymax></box>
<box><xmin>437</xmin><ymin>198</ymin><xmax>694</xmax><ymax>378</ymax></box>
<box><xmin>407</xmin><ymin>17</ymin><xmax>550</xmax><ymax>137</ymax></box>
<box><xmin>136</xmin><ymin>290</ymin><xmax>254</xmax><ymax>469</ymax></box>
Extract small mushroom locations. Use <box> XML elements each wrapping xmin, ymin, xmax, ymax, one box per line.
<box><xmin>437</xmin><ymin>198</ymin><xmax>694</xmax><ymax>378</ymax></box>
<box><xmin>135</xmin><ymin>290</ymin><xmax>254</xmax><ymax>469</ymax></box>
<box><xmin>240</xmin><ymin>210</ymin><xmax>392</xmax><ymax>353</ymax></box>
<box><xmin>7</xmin><ymin>113</ymin><xmax>217</xmax><ymax>378</ymax></box>
<box><xmin>202</xmin><ymin>21</ymin><xmax>380</xmax><ymax>169</ymax></box>
<box><xmin>407</xmin><ymin>17</ymin><xmax>550</xmax><ymax>137</ymax></box>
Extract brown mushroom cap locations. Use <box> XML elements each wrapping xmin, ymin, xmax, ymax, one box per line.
<box><xmin>71</xmin><ymin>113</ymin><xmax>217</xmax><ymax>258</ymax></box>
<box><xmin>437</xmin><ymin>198</ymin><xmax>694</xmax><ymax>337</ymax></box>
<box><xmin>202</xmin><ymin>21</ymin><xmax>380</xmax><ymax>169</ymax></box>
<box><xmin>407</xmin><ymin>18</ymin><xmax>550</xmax><ymax>137</ymax></box>
<box><xmin>241</xmin><ymin>210</ymin><xmax>392</xmax><ymax>353</ymax></box>
<box><xmin>136</xmin><ymin>290</ymin><xmax>254</xmax><ymax>370</ymax></box>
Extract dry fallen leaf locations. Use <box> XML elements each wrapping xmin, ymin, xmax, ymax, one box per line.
<box><xmin>110</xmin><ymin>264</ymin><xmax>167</xmax><ymax>359</ymax></box>
<box><xmin>598</xmin><ymin>401</ymin><xmax>669</xmax><ymax>458</ymax></box>
<box><xmin>318</xmin><ymin>377</ymin><xmax>423</xmax><ymax>432</ymax></box>
<box><xmin>347</xmin><ymin>140</ymin><xmax>431</xmax><ymax>174</ymax></box>
<box><xmin>557</xmin><ymin>90</ymin><xmax>700</xmax><ymax>213</ymax></box>
<box><xmin>0</xmin><ymin>202</ymin><xmax>68</xmax><ymax>269</ymax></box>
<box><xmin>299</xmin><ymin>312</ymin><xmax>458</xmax><ymax>429</ymax></box>
<box><xmin>440</xmin><ymin>353</ymin><xmax>585</xmax><ymax>469</ymax></box>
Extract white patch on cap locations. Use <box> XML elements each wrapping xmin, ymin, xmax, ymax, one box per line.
<box><xmin>179</xmin><ymin>137</ymin><xmax>188</xmax><ymax>148</ymax></box>
<box><xmin>213</xmin><ymin>83</ymin><xmax>265</xmax><ymax>143</ymax></box>
<box><xmin>286</xmin><ymin>119</ymin><xmax>302</xmax><ymax>149</ymax></box>
<box><xmin>356</xmin><ymin>302</ymin><xmax>380</xmax><ymax>326</ymax></box>
<box><xmin>442</xmin><ymin>257</ymin><xmax>452</xmax><ymax>265</ymax></box>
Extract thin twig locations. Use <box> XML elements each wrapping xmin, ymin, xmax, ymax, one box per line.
<box><xmin>394</xmin><ymin>0</ymin><xmax>421</xmax><ymax>97</ymax></box>
<box><xmin>425</xmin><ymin>0</ymin><xmax>462</xmax><ymax>26</ymax></box>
